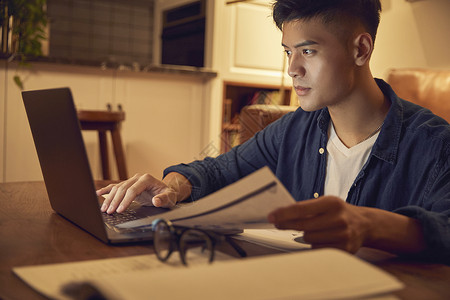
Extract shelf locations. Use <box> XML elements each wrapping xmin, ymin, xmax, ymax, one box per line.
<box><xmin>0</xmin><ymin>55</ymin><xmax>217</xmax><ymax>79</ymax></box>
<box><xmin>220</xmin><ymin>81</ymin><xmax>292</xmax><ymax>153</ymax></box>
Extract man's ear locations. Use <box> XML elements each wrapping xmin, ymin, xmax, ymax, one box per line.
<box><xmin>353</xmin><ymin>33</ymin><xmax>373</xmax><ymax>66</ymax></box>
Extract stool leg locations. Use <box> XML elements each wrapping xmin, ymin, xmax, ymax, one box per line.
<box><xmin>111</xmin><ymin>127</ymin><xmax>128</xmax><ymax>180</ymax></box>
<box><xmin>98</xmin><ymin>131</ymin><xmax>111</xmax><ymax>180</ymax></box>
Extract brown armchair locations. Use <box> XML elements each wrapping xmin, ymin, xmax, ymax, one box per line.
<box><xmin>239</xmin><ymin>104</ymin><xmax>298</xmax><ymax>144</ymax></box>
<box><xmin>387</xmin><ymin>68</ymin><xmax>450</xmax><ymax>123</ymax></box>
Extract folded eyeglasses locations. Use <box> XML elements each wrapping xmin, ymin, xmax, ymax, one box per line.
<box><xmin>152</xmin><ymin>218</ymin><xmax>247</xmax><ymax>265</ymax></box>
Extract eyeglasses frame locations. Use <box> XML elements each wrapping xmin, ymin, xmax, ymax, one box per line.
<box><xmin>151</xmin><ymin>218</ymin><xmax>247</xmax><ymax>265</ymax></box>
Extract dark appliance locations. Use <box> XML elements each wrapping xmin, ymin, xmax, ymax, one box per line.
<box><xmin>161</xmin><ymin>0</ymin><xmax>206</xmax><ymax>67</ymax></box>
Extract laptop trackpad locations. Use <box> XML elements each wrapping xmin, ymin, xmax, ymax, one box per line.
<box><xmin>133</xmin><ymin>204</ymin><xmax>169</xmax><ymax>218</ymax></box>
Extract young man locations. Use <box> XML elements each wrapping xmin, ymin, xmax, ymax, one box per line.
<box><xmin>98</xmin><ymin>0</ymin><xmax>450</xmax><ymax>263</ymax></box>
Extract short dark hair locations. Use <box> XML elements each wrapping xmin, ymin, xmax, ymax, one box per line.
<box><xmin>272</xmin><ymin>0</ymin><xmax>382</xmax><ymax>42</ymax></box>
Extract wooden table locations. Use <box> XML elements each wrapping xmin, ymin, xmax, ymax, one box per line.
<box><xmin>1</xmin><ymin>181</ymin><xmax>449</xmax><ymax>300</ymax></box>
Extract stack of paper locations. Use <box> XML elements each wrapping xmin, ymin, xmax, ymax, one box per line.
<box><xmin>13</xmin><ymin>251</ymin><xmax>234</xmax><ymax>300</ymax></box>
<box><xmin>14</xmin><ymin>249</ymin><xmax>404</xmax><ymax>300</ymax></box>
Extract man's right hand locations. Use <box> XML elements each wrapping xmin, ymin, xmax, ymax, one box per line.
<box><xmin>96</xmin><ymin>172</ymin><xmax>192</xmax><ymax>214</ymax></box>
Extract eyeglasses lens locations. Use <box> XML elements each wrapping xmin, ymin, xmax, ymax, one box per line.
<box><xmin>179</xmin><ymin>229</ymin><xmax>213</xmax><ymax>265</ymax></box>
<box><xmin>153</xmin><ymin>221</ymin><xmax>172</xmax><ymax>261</ymax></box>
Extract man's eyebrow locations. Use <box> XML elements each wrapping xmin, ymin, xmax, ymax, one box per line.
<box><xmin>282</xmin><ymin>40</ymin><xmax>318</xmax><ymax>48</ymax></box>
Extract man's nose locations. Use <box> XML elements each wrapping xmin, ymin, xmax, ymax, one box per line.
<box><xmin>288</xmin><ymin>56</ymin><xmax>306</xmax><ymax>78</ymax></box>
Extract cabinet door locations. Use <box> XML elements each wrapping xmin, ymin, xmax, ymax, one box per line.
<box><xmin>215</xmin><ymin>0</ymin><xmax>288</xmax><ymax>84</ymax></box>
<box><xmin>233</xmin><ymin>2</ymin><xmax>284</xmax><ymax>72</ymax></box>
<box><xmin>117</xmin><ymin>73</ymin><xmax>208</xmax><ymax>178</ymax></box>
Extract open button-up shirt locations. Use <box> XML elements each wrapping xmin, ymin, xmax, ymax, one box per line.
<box><xmin>165</xmin><ymin>79</ymin><xmax>450</xmax><ymax>263</ymax></box>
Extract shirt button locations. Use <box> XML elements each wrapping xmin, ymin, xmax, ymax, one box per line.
<box><xmin>319</xmin><ymin>148</ymin><xmax>325</xmax><ymax>154</ymax></box>
<box><xmin>313</xmin><ymin>192</ymin><xmax>319</xmax><ymax>198</ymax></box>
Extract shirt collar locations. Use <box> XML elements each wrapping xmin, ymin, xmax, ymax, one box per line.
<box><xmin>316</xmin><ymin>78</ymin><xmax>403</xmax><ymax>164</ymax></box>
<box><xmin>371</xmin><ymin>78</ymin><xmax>403</xmax><ymax>164</ymax></box>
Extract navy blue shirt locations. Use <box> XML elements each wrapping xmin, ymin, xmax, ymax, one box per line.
<box><xmin>165</xmin><ymin>79</ymin><xmax>450</xmax><ymax>262</ymax></box>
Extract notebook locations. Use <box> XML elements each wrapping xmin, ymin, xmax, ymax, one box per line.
<box><xmin>22</xmin><ymin>87</ymin><xmax>168</xmax><ymax>244</ymax></box>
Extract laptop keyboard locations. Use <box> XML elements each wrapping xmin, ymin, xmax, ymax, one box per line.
<box><xmin>102</xmin><ymin>209</ymin><xmax>154</xmax><ymax>233</ymax></box>
<box><xmin>102</xmin><ymin>210</ymin><xmax>140</xmax><ymax>228</ymax></box>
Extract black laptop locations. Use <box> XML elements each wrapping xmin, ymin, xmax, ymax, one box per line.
<box><xmin>22</xmin><ymin>87</ymin><xmax>168</xmax><ymax>244</ymax></box>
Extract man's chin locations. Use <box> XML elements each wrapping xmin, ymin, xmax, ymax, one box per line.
<box><xmin>297</xmin><ymin>101</ymin><xmax>324</xmax><ymax>112</ymax></box>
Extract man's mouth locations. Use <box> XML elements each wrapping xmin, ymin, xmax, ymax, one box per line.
<box><xmin>294</xmin><ymin>85</ymin><xmax>311</xmax><ymax>96</ymax></box>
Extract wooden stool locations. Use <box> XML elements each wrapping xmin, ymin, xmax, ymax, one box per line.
<box><xmin>77</xmin><ymin>110</ymin><xmax>128</xmax><ymax>180</ymax></box>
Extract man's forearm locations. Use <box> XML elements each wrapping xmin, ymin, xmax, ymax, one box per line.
<box><xmin>162</xmin><ymin>172</ymin><xmax>192</xmax><ymax>204</ymax></box>
<box><xmin>362</xmin><ymin>207</ymin><xmax>427</xmax><ymax>255</ymax></box>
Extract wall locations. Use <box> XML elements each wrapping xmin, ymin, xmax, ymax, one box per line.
<box><xmin>371</xmin><ymin>0</ymin><xmax>450</xmax><ymax>78</ymax></box>
<box><xmin>0</xmin><ymin>61</ymin><xmax>5</xmax><ymax>182</ymax></box>
<box><xmin>47</xmin><ymin>0</ymin><xmax>155</xmax><ymax>66</ymax></box>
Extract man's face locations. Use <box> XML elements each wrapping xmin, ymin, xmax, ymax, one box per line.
<box><xmin>282</xmin><ymin>18</ymin><xmax>357</xmax><ymax>111</ymax></box>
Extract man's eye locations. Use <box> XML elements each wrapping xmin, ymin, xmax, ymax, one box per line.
<box><xmin>303</xmin><ymin>49</ymin><xmax>315</xmax><ymax>55</ymax></box>
<box><xmin>284</xmin><ymin>50</ymin><xmax>292</xmax><ymax>56</ymax></box>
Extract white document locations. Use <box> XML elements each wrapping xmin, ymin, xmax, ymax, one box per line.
<box><xmin>118</xmin><ymin>167</ymin><xmax>296</xmax><ymax>230</ymax></box>
<box><xmin>13</xmin><ymin>254</ymin><xmax>171</xmax><ymax>300</ymax></box>
<box><xmin>13</xmin><ymin>251</ymin><xmax>234</xmax><ymax>300</ymax></box>
<box><xmin>87</xmin><ymin>249</ymin><xmax>404</xmax><ymax>300</ymax></box>
<box><xmin>13</xmin><ymin>249</ymin><xmax>404</xmax><ymax>300</ymax></box>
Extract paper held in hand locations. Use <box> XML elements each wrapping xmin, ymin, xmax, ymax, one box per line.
<box><xmin>117</xmin><ymin>166</ymin><xmax>296</xmax><ymax>230</ymax></box>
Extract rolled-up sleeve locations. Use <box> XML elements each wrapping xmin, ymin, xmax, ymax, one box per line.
<box><xmin>163</xmin><ymin>112</ymin><xmax>294</xmax><ymax>201</ymax></box>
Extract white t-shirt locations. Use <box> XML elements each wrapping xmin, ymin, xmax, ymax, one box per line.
<box><xmin>324</xmin><ymin>123</ymin><xmax>380</xmax><ymax>200</ymax></box>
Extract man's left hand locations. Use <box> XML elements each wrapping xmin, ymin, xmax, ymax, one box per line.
<box><xmin>268</xmin><ymin>196</ymin><xmax>372</xmax><ymax>253</ymax></box>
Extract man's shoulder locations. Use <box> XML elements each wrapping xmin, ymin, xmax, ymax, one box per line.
<box><xmin>401</xmin><ymin>98</ymin><xmax>449</xmax><ymax>126</ymax></box>
<box><xmin>400</xmin><ymin>98</ymin><xmax>450</xmax><ymax>144</ymax></box>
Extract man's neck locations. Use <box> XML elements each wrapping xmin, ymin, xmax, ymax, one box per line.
<box><xmin>328</xmin><ymin>77</ymin><xmax>390</xmax><ymax>148</ymax></box>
